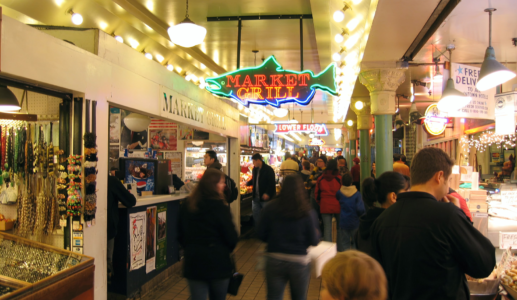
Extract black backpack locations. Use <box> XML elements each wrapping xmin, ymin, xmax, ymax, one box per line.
<box><xmin>225</xmin><ymin>175</ymin><xmax>239</xmax><ymax>204</ymax></box>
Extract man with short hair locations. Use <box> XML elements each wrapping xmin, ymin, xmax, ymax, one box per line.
<box><xmin>204</xmin><ymin>150</ymin><xmax>238</xmax><ymax>203</ymax></box>
<box><xmin>336</xmin><ymin>155</ymin><xmax>349</xmax><ymax>177</ymax></box>
<box><xmin>393</xmin><ymin>153</ymin><xmax>410</xmax><ymax>176</ymax></box>
<box><xmin>370</xmin><ymin>148</ymin><xmax>495</xmax><ymax>300</ymax></box>
<box><xmin>247</xmin><ymin>153</ymin><xmax>276</xmax><ymax>225</ymax></box>
<box><xmin>280</xmin><ymin>152</ymin><xmax>299</xmax><ymax>175</ymax></box>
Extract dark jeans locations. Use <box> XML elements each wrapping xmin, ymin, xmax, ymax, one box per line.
<box><xmin>265</xmin><ymin>256</ymin><xmax>311</xmax><ymax>300</ymax></box>
<box><xmin>188</xmin><ymin>278</ymin><xmax>230</xmax><ymax>300</ymax></box>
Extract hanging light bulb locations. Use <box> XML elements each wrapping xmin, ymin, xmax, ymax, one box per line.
<box><xmin>332</xmin><ymin>52</ymin><xmax>342</xmax><ymax>62</ymax></box>
<box><xmin>438</xmin><ymin>49</ymin><xmax>472</xmax><ymax>112</ymax></box>
<box><xmin>335</xmin><ymin>33</ymin><xmax>345</xmax><ymax>43</ymax></box>
<box><xmin>0</xmin><ymin>85</ymin><xmax>21</xmax><ymax>112</ymax></box>
<box><xmin>69</xmin><ymin>10</ymin><xmax>83</xmax><ymax>25</ymax></box>
<box><xmin>477</xmin><ymin>8</ymin><xmax>516</xmax><ymax>91</ymax></box>
<box><xmin>333</xmin><ymin>3</ymin><xmax>351</xmax><ymax>22</ymax></box>
<box><xmin>434</xmin><ymin>64</ymin><xmax>443</xmax><ymax>81</ymax></box>
<box><xmin>167</xmin><ymin>0</ymin><xmax>207</xmax><ymax>47</ymax></box>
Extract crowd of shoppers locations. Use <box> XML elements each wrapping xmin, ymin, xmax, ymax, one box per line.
<box><xmin>179</xmin><ymin>147</ymin><xmax>496</xmax><ymax>300</ymax></box>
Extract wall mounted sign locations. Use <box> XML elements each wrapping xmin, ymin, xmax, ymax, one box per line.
<box><xmin>309</xmin><ymin>138</ymin><xmax>325</xmax><ymax>146</ymax></box>
<box><xmin>205</xmin><ymin>56</ymin><xmax>338</xmax><ymax>108</ymax></box>
<box><xmin>494</xmin><ymin>91</ymin><xmax>516</xmax><ymax>135</ymax></box>
<box><xmin>274</xmin><ymin>123</ymin><xmax>329</xmax><ymax>136</ymax></box>
<box><xmin>445</xmin><ymin>63</ymin><xmax>495</xmax><ymax>119</ymax></box>
<box><xmin>424</xmin><ymin>104</ymin><xmax>448</xmax><ymax>136</ymax></box>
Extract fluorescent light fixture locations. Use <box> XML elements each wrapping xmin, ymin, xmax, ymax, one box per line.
<box><xmin>278</xmin><ymin>134</ymin><xmax>294</xmax><ymax>142</ymax></box>
<box><xmin>290</xmin><ymin>132</ymin><xmax>302</xmax><ymax>141</ymax></box>
<box><xmin>476</xmin><ymin>8</ymin><xmax>516</xmax><ymax>91</ymax></box>
<box><xmin>155</xmin><ymin>54</ymin><xmax>164</xmax><ymax>63</ymax></box>
<box><xmin>437</xmin><ymin>78</ymin><xmax>472</xmax><ymax>112</ymax></box>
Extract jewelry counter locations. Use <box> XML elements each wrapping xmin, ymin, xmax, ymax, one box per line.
<box><xmin>0</xmin><ymin>232</ymin><xmax>94</xmax><ymax>300</ymax></box>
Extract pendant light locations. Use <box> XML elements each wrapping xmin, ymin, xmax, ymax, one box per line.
<box><xmin>476</xmin><ymin>8</ymin><xmax>516</xmax><ymax>91</ymax></box>
<box><xmin>167</xmin><ymin>0</ymin><xmax>207</xmax><ymax>48</ymax></box>
<box><xmin>124</xmin><ymin>113</ymin><xmax>151</xmax><ymax>132</ymax></box>
<box><xmin>0</xmin><ymin>85</ymin><xmax>21</xmax><ymax>112</ymax></box>
<box><xmin>437</xmin><ymin>50</ymin><xmax>472</xmax><ymax>112</ymax></box>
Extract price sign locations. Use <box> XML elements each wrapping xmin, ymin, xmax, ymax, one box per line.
<box><xmin>499</xmin><ymin>232</ymin><xmax>517</xmax><ymax>249</ymax></box>
<box><xmin>502</xmin><ymin>190</ymin><xmax>517</xmax><ymax>205</ymax></box>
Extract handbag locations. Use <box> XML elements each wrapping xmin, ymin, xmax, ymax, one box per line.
<box><xmin>227</xmin><ymin>254</ymin><xmax>244</xmax><ymax>295</ymax></box>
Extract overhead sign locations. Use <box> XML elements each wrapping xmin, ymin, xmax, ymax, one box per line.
<box><xmin>274</xmin><ymin>123</ymin><xmax>329</xmax><ymax>136</ymax></box>
<box><xmin>205</xmin><ymin>56</ymin><xmax>338</xmax><ymax>108</ymax></box>
<box><xmin>309</xmin><ymin>138</ymin><xmax>325</xmax><ymax>146</ymax></box>
<box><xmin>424</xmin><ymin>104</ymin><xmax>448</xmax><ymax>135</ymax></box>
<box><xmin>445</xmin><ymin>63</ymin><xmax>495</xmax><ymax>119</ymax></box>
<box><xmin>494</xmin><ymin>91</ymin><xmax>516</xmax><ymax>135</ymax></box>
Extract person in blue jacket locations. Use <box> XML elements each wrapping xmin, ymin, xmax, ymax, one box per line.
<box><xmin>336</xmin><ymin>172</ymin><xmax>365</xmax><ymax>251</ymax></box>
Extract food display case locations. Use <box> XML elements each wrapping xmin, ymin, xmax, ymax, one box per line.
<box><xmin>0</xmin><ymin>232</ymin><xmax>94</xmax><ymax>300</ymax></box>
<box><xmin>185</xmin><ymin>142</ymin><xmax>227</xmax><ymax>181</ymax></box>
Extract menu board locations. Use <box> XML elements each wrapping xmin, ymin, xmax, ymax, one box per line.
<box><xmin>165</xmin><ymin>152</ymin><xmax>183</xmax><ymax>177</ymax></box>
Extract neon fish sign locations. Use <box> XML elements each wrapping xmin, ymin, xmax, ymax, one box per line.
<box><xmin>274</xmin><ymin>123</ymin><xmax>329</xmax><ymax>136</ymax></box>
<box><xmin>205</xmin><ymin>56</ymin><xmax>338</xmax><ymax>107</ymax></box>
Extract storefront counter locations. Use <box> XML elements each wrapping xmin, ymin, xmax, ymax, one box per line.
<box><xmin>110</xmin><ymin>193</ymin><xmax>188</xmax><ymax>298</ymax></box>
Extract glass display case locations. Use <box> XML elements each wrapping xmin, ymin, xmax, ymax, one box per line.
<box><xmin>185</xmin><ymin>142</ymin><xmax>227</xmax><ymax>181</ymax></box>
<box><xmin>0</xmin><ymin>232</ymin><xmax>94</xmax><ymax>300</ymax></box>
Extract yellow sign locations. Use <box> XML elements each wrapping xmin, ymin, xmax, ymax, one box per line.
<box><xmin>424</xmin><ymin>104</ymin><xmax>447</xmax><ymax>135</ymax></box>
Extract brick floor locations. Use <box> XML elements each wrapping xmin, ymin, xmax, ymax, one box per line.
<box><xmin>142</xmin><ymin>239</ymin><xmax>322</xmax><ymax>300</ymax></box>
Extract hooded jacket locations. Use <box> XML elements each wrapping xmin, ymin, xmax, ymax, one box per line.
<box><xmin>336</xmin><ymin>185</ymin><xmax>365</xmax><ymax>230</ymax></box>
<box><xmin>315</xmin><ymin>170</ymin><xmax>342</xmax><ymax>214</ymax></box>
<box><xmin>355</xmin><ymin>207</ymin><xmax>385</xmax><ymax>255</ymax></box>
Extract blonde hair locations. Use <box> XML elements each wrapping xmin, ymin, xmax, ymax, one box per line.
<box><xmin>322</xmin><ymin>251</ymin><xmax>387</xmax><ymax>300</ymax></box>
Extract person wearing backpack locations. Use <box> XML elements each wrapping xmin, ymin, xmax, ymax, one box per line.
<box><xmin>315</xmin><ymin>159</ymin><xmax>342</xmax><ymax>243</ymax></box>
<box><xmin>336</xmin><ymin>173</ymin><xmax>365</xmax><ymax>251</ymax></box>
<box><xmin>204</xmin><ymin>150</ymin><xmax>238</xmax><ymax>204</ymax></box>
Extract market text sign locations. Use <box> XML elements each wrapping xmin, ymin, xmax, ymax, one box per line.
<box><xmin>274</xmin><ymin>123</ymin><xmax>329</xmax><ymax>136</ymax></box>
<box><xmin>205</xmin><ymin>56</ymin><xmax>338</xmax><ymax>108</ymax></box>
<box><xmin>447</xmin><ymin>63</ymin><xmax>495</xmax><ymax>119</ymax></box>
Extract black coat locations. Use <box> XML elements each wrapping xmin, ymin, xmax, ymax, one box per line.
<box><xmin>370</xmin><ymin>192</ymin><xmax>495</xmax><ymax>300</ymax></box>
<box><xmin>108</xmin><ymin>175</ymin><xmax>137</xmax><ymax>240</ymax></box>
<box><xmin>179</xmin><ymin>197</ymin><xmax>238</xmax><ymax>280</ymax></box>
<box><xmin>247</xmin><ymin>163</ymin><xmax>276</xmax><ymax>201</ymax></box>
<box><xmin>355</xmin><ymin>207</ymin><xmax>384</xmax><ymax>256</ymax></box>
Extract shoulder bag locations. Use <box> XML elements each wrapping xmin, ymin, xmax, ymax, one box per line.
<box><xmin>227</xmin><ymin>254</ymin><xmax>244</xmax><ymax>295</ymax></box>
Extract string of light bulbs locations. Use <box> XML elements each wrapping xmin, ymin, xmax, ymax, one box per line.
<box><xmin>460</xmin><ymin>131</ymin><xmax>516</xmax><ymax>153</ymax></box>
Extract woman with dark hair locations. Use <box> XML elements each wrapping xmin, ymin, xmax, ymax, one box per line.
<box><xmin>355</xmin><ymin>171</ymin><xmax>408</xmax><ymax>255</ymax></box>
<box><xmin>257</xmin><ymin>174</ymin><xmax>320</xmax><ymax>300</ymax></box>
<box><xmin>179</xmin><ymin>168</ymin><xmax>238</xmax><ymax>300</ymax></box>
<box><xmin>315</xmin><ymin>159</ymin><xmax>342</xmax><ymax>243</ymax></box>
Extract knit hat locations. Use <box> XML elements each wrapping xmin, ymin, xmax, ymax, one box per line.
<box><xmin>353</xmin><ymin>157</ymin><xmax>360</xmax><ymax>163</ymax></box>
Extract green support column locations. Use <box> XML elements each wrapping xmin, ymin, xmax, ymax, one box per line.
<box><xmin>349</xmin><ymin>140</ymin><xmax>356</xmax><ymax>161</ymax></box>
<box><xmin>359</xmin><ymin>129</ymin><xmax>370</xmax><ymax>189</ymax></box>
<box><xmin>375</xmin><ymin>114</ymin><xmax>393</xmax><ymax>176</ymax></box>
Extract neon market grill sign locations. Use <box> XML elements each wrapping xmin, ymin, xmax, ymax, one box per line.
<box><xmin>205</xmin><ymin>56</ymin><xmax>338</xmax><ymax>107</ymax></box>
<box><xmin>274</xmin><ymin>123</ymin><xmax>329</xmax><ymax>136</ymax></box>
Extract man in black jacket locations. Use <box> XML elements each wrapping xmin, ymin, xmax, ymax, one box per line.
<box><xmin>247</xmin><ymin>153</ymin><xmax>276</xmax><ymax>225</ymax></box>
<box><xmin>204</xmin><ymin>150</ymin><xmax>238</xmax><ymax>203</ymax></box>
<box><xmin>370</xmin><ymin>147</ymin><xmax>495</xmax><ymax>300</ymax></box>
<box><xmin>108</xmin><ymin>173</ymin><xmax>137</xmax><ymax>281</ymax></box>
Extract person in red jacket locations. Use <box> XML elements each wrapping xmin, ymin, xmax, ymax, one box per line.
<box><xmin>350</xmin><ymin>157</ymin><xmax>361</xmax><ymax>191</ymax></box>
<box><xmin>449</xmin><ymin>188</ymin><xmax>472</xmax><ymax>222</ymax></box>
<box><xmin>315</xmin><ymin>159</ymin><xmax>342</xmax><ymax>243</ymax></box>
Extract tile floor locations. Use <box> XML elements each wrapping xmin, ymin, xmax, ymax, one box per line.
<box><xmin>142</xmin><ymin>239</ymin><xmax>322</xmax><ymax>300</ymax></box>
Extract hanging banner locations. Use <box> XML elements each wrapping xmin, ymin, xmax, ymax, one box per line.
<box><xmin>274</xmin><ymin>123</ymin><xmax>329</xmax><ymax>136</ymax></box>
<box><xmin>494</xmin><ymin>91</ymin><xmax>516</xmax><ymax>135</ymax></box>
<box><xmin>156</xmin><ymin>204</ymin><xmax>167</xmax><ymax>270</ymax></box>
<box><xmin>146</xmin><ymin>206</ymin><xmax>157</xmax><ymax>273</ymax></box>
<box><xmin>445</xmin><ymin>63</ymin><xmax>495</xmax><ymax>119</ymax></box>
<box><xmin>205</xmin><ymin>56</ymin><xmax>338</xmax><ymax>108</ymax></box>
<box><xmin>129</xmin><ymin>211</ymin><xmax>146</xmax><ymax>271</ymax></box>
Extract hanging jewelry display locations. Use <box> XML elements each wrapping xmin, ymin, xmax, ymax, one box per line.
<box><xmin>66</xmin><ymin>155</ymin><xmax>82</xmax><ymax>217</ymax></box>
<box><xmin>83</xmin><ymin>133</ymin><xmax>97</xmax><ymax>223</ymax></box>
